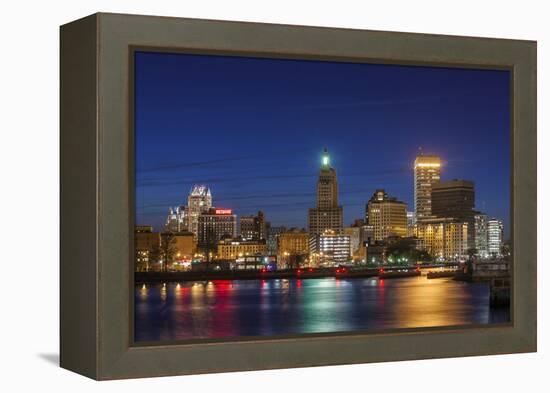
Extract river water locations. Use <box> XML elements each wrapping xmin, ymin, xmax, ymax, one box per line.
<box><xmin>134</xmin><ymin>276</ymin><xmax>510</xmax><ymax>342</ymax></box>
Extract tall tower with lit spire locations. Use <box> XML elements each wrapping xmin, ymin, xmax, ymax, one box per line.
<box><xmin>414</xmin><ymin>154</ymin><xmax>441</xmax><ymax>222</ymax></box>
<box><xmin>308</xmin><ymin>148</ymin><xmax>343</xmax><ymax>235</ymax></box>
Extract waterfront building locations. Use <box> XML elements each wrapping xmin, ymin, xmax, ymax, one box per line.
<box><xmin>308</xmin><ymin>148</ymin><xmax>343</xmax><ymax>235</ymax></box>
<box><xmin>277</xmin><ymin>228</ymin><xmax>309</xmax><ymax>266</ymax></box>
<box><xmin>414</xmin><ymin>155</ymin><xmax>441</xmax><ymax>222</ymax></box>
<box><xmin>414</xmin><ymin>218</ymin><xmax>468</xmax><ymax>261</ymax></box>
<box><xmin>309</xmin><ymin>229</ymin><xmax>351</xmax><ymax>265</ymax></box>
<box><xmin>474</xmin><ymin>213</ymin><xmax>489</xmax><ymax>258</ymax></box>
<box><xmin>431</xmin><ymin>179</ymin><xmax>476</xmax><ymax>248</ymax></box>
<box><xmin>345</xmin><ymin>220</ymin><xmax>372</xmax><ymax>262</ymax></box>
<box><xmin>234</xmin><ymin>255</ymin><xmax>277</xmax><ymax>270</ymax></box>
<box><xmin>266</xmin><ymin>224</ymin><xmax>286</xmax><ymax>255</ymax></box>
<box><xmin>135</xmin><ymin>225</ymin><xmax>161</xmax><ymax>271</ymax></box>
<box><xmin>162</xmin><ymin>231</ymin><xmax>196</xmax><ymax>261</ymax></box>
<box><xmin>187</xmin><ymin>185</ymin><xmax>213</xmax><ymax>236</ymax></box>
<box><xmin>365</xmin><ymin>242</ymin><xmax>385</xmax><ymax>264</ymax></box>
<box><xmin>366</xmin><ymin>189</ymin><xmax>407</xmax><ymax>241</ymax></box>
<box><xmin>217</xmin><ymin>238</ymin><xmax>267</xmax><ymax>260</ymax></box>
<box><xmin>487</xmin><ymin>218</ymin><xmax>504</xmax><ymax>257</ymax></box>
<box><xmin>197</xmin><ymin>208</ymin><xmax>237</xmax><ymax>255</ymax></box>
<box><xmin>240</xmin><ymin>211</ymin><xmax>266</xmax><ymax>240</ymax></box>
<box><xmin>385</xmin><ymin>235</ymin><xmax>421</xmax><ymax>260</ymax></box>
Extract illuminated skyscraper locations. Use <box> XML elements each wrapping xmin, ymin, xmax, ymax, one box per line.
<box><xmin>187</xmin><ymin>185</ymin><xmax>212</xmax><ymax>236</ymax></box>
<box><xmin>474</xmin><ymin>213</ymin><xmax>489</xmax><ymax>258</ymax></box>
<box><xmin>308</xmin><ymin>148</ymin><xmax>343</xmax><ymax>235</ymax></box>
<box><xmin>414</xmin><ymin>155</ymin><xmax>441</xmax><ymax>222</ymax></box>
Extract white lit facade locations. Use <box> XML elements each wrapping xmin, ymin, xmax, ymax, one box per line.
<box><xmin>474</xmin><ymin>213</ymin><xmax>489</xmax><ymax>258</ymax></box>
<box><xmin>309</xmin><ymin>230</ymin><xmax>350</xmax><ymax>265</ymax></box>
<box><xmin>487</xmin><ymin>218</ymin><xmax>503</xmax><ymax>257</ymax></box>
<box><xmin>165</xmin><ymin>205</ymin><xmax>189</xmax><ymax>232</ymax></box>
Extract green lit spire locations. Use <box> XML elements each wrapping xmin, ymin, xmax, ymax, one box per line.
<box><xmin>322</xmin><ymin>147</ymin><xmax>330</xmax><ymax>167</ymax></box>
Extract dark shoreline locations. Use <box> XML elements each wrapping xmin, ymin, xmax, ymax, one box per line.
<box><xmin>134</xmin><ymin>268</ymin><xmax>423</xmax><ymax>283</ymax></box>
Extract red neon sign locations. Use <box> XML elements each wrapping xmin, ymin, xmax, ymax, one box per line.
<box><xmin>215</xmin><ymin>209</ymin><xmax>232</xmax><ymax>215</ymax></box>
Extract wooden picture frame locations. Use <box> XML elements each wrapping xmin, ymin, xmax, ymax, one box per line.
<box><xmin>60</xmin><ymin>12</ymin><xmax>536</xmax><ymax>380</ymax></box>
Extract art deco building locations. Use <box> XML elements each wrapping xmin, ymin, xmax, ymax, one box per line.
<box><xmin>414</xmin><ymin>155</ymin><xmax>441</xmax><ymax>222</ymax></box>
<box><xmin>308</xmin><ymin>148</ymin><xmax>343</xmax><ymax>235</ymax></box>
<box><xmin>474</xmin><ymin>213</ymin><xmax>489</xmax><ymax>258</ymax></box>
<box><xmin>487</xmin><ymin>218</ymin><xmax>504</xmax><ymax>257</ymax></box>
<box><xmin>187</xmin><ymin>185</ymin><xmax>213</xmax><ymax>236</ymax></box>
<box><xmin>240</xmin><ymin>211</ymin><xmax>266</xmax><ymax>240</ymax></box>
<box><xmin>197</xmin><ymin>208</ymin><xmax>237</xmax><ymax>254</ymax></box>
<box><xmin>309</xmin><ymin>229</ymin><xmax>351</xmax><ymax>265</ymax></box>
<box><xmin>366</xmin><ymin>189</ymin><xmax>407</xmax><ymax>241</ymax></box>
<box><xmin>217</xmin><ymin>238</ymin><xmax>267</xmax><ymax>260</ymax></box>
<box><xmin>414</xmin><ymin>218</ymin><xmax>468</xmax><ymax>260</ymax></box>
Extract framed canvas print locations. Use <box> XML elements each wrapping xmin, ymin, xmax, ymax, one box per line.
<box><xmin>60</xmin><ymin>13</ymin><xmax>536</xmax><ymax>380</ymax></box>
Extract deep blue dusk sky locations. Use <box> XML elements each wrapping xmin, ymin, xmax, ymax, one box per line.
<box><xmin>135</xmin><ymin>51</ymin><xmax>510</xmax><ymax>238</ymax></box>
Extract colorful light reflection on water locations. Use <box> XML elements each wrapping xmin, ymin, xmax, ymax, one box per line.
<box><xmin>134</xmin><ymin>277</ymin><xmax>510</xmax><ymax>342</ymax></box>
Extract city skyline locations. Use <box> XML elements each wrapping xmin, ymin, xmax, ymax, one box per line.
<box><xmin>135</xmin><ymin>51</ymin><xmax>511</xmax><ymax>238</ymax></box>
